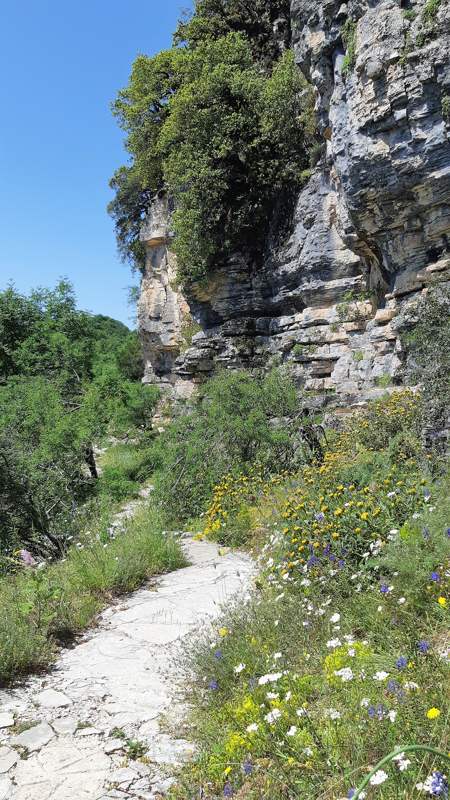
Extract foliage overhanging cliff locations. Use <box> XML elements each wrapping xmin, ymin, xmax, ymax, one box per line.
<box><xmin>109</xmin><ymin>0</ymin><xmax>316</xmax><ymax>283</ymax></box>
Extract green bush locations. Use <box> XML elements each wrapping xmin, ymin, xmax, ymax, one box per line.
<box><xmin>403</xmin><ymin>287</ymin><xmax>450</xmax><ymax>451</ymax></box>
<box><xmin>341</xmin><ymin>19</ymin><xmax>357</xmax><ymax>76</ymax></box>
<box><xmin>147</xmin><ymin>369</ymin><xmax>300</xmax><ymax>522</ymax></box>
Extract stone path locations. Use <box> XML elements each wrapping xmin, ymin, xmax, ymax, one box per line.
<box><xmin>0</xmin><ymin>537</ymin><xmax>253</xmax><ymax>800</ymax></box>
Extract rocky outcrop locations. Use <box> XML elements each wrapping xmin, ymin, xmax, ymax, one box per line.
<box><xmin>138</xmin><ymin>0</ymin><xmax>450</xmax><ymax>406</ymax></box>
<box><xmin>138</xmin><ymin>193</ymin><xmax>193</xmax><ymax>396</ymax></box>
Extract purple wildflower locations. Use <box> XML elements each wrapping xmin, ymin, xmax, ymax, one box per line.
<box><xmin>423</xmin><ymin>527</ymin><xmax>431</xmax><ymax>540</ymax></box>
<box><xmin>418</xmin><ymin>640</ymin><xmax>430</xmax><ymax>653</ymax></box>
<box><xmin>431</xmin><ymin>572</ymin><xmax>440</xmax><ymax>582</ymax></box>
<box><xmin>396</xmin><ymin>656</ymin><xmax>407</xmax><ymax>670</ymax></box>
<box><xmin>430</xmin><ymin>771</ymin><xmax>448</xmax><ymax>797</ymax></box>
<box><xmin>208</xmin><ymin>679</ymin><xmax>219</xmax><ymax>691</ymax></box>
<box><xmin>348</xmin><ymin>791</ymin><xmax>356</xmax><ymax>799</ymax></box>
<box><xmin>380</xmin><ymin>583</ymin><xmax>390</xmax><ymax>594</ymax></box>
<box><xmin>446</xmin><ymin>528</ymin><xmax>450</xmax><ymax>538</ymax></box>
<box><xmin>338</xmin><ymin>559</ymin><xmax>346</xmax><ymax>569</ymax></box>
<box><xmin>224</xmin><ymin>782</ymin><xmax>234</xmax><ymax>797</ymax></box>
<box><xmin>387</xmin><ymin>679</ymin><xmax>400</xmax><ymax>694</ymax></box>
<box><xmin>19</xmin><ymin>549</ymin><xmax>36</xmax><ymax>567</ymax></box>
<box><xmin>214</xmin><ymin>650</ymin><xmax>223</xmax><ymax>660</ymax></box>
<box><xmin>315</xmin><ymin>512</ymin><xmax>325</xmax><ymax>522</ymax></box>
<box><xmin>243</xmin><ymin>761</ymin><xmax>253</xmax><ymax>776</ymax></box>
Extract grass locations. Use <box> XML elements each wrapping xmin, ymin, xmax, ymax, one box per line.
<box><xmin>169</xmin><ymin>394</ymin><xmax>450</xmax><ymax>800</ymax></box>
<box><xmin>0</xmin><ymin>504</ymin><xmax>186</xmax><ymax>685</ymax></box>
<box><xmin>97</xmin><ymin>441</ymin><xmax>155</xmax><ymax>501</ymax></box>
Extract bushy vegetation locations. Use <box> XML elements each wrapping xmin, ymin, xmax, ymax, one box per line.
<box><xmin>403</xmin><ymin>287</ymin><xmax>450</xmax><ymax>454</ymax></box>
<box><xmin>168</xmin><ymin>393</ymin><xmax>449</xmax><ymax>800</ymax></box>
<box><xmin>0</xmin><ymin>505</ymin><xmax>185</xmax><ymax>684</ymax></box>
<box><xmin>109</xmin><ymin>1</ymin><xmax>316</xmax><ymax>282</ymax></box>
<box><xmin>142</xmin><ymin>369</ymin><xmax>307</xmax><ymax>523</ymax></box>
<box><xmin>0</xmin><ymin>281</ymin><xmax>158</xmax><ymax>567</ymax></box>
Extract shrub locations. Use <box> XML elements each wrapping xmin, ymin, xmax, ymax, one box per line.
<box><xmin>341</xmin><ymin>19</ymin><xmax>357</xmax><ymax>76</ymax></box>
<box><xmin>148</xmin><ymin>369</ymin><xmax>301</xmax><ymax>522</ymax></box>
<box><xmin>442</xmin><ymin>95</ymin><xmax>450</xmax><ymax>121</ymax></box>
<box><xmin>403</xmin><ymin>287</ymin><xmax>450</xmax><ymax>452</ymax></box>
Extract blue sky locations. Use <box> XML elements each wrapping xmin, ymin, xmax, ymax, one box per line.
<box><xmin>0</xmin><ymin>0</ymin><xmax>187</xmax><ymax>326</ymax></box>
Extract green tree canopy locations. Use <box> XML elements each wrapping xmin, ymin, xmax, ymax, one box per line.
<box><xmin>109</xmin><ymin>1</ymin><xmax>315</xmax><ymax>282</ymax></box>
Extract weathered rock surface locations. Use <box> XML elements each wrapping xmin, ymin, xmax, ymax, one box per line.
<box><xmin>138</xmin><ymin>0</ymin><xmax>450</xmax><ymax>407</ymax></box>
<box><xmin>0</xmin><ymin>539</ymin><xmax>253</xmax><ymax>799</ymax></box>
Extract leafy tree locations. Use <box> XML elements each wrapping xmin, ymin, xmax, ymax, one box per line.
<box><xmin>0</xmin><ymin>282</ymin><xmax>156</xmax><ymax>568</ymax></box>
<box><xmin>174</xmin><ymin>0</ymin><xmax>291</xmax><ymax>65</ymax></box>
<box><xmin>110</xmin><ymin>2</ymin><xmax>315</xmax><ymax>282</ymax></box>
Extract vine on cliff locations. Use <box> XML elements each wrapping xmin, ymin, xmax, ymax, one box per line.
<box><xmin>109</xmin><ymin>1</ymin><xmax>316</xmax><ymax>283</ymax></box>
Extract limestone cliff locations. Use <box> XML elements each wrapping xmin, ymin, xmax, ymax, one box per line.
<box><xmin>138</xmin><ymin>0</ymin><xmax>450</xmax><ymax>405</ymax></box>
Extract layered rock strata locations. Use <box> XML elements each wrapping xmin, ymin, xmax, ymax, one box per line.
<box><xmin>138</xmin><ymin>0</ymin><xmax>450</xmax><ymax>406</ymax></box>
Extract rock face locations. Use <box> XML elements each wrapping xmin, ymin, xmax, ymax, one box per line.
<box><xmin>138</xmin><ymin>193</ymin><xmax>193</xmax><ymax>397</ymax></box>
<box><xmin>138</xmin><ymin>0</ymin><xmax>450</xmax><ymax>406</ymax></box>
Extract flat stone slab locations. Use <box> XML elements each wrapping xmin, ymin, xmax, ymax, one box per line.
<box><xmin>11</xmin><ymin>722</ymin><xmax>55</xmax><ymax>752</ymax></box>
<box><xmin>51</xmin><ymin>717</ymin><xmax>78</xmax><ymax>736</ymax></box>
<box><xmin>0</xmin><ymin>713</ymin><xmax>14</xmax><ymax>729</ymax></box>
<box><xmin>0</xmin><ymin>537</ymin><xmax>253</xmax><ymax>798</ymax></box>
<box><xmin>0</xmin><ymin>746</ymin><xmax>18</xmax><ymax>773</ymax></box>
<box><xmin>35</xmin><ymin>690</ymin><xmax>72</xmax><ymax>709</ymax></box>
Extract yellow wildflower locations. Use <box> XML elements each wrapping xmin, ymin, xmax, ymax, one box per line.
<box><xmin>426</xmin><ymin>707</ymin><xmax>441</xmax><ymax>720</ymax></box>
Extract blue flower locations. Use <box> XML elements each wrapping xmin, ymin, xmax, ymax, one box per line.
<box><xmin>348</xmin><ymin>790</ymin><xmax>356</xmax><ymax>799</ymax></box>
<box><xmin>209</xmin><ymin>679</ymin><xmax>219</xmax><ymax>691</ymax></box>
<box><xmin>423</xmin><ymin>526</ymin><xmax>431</xmax><ymax>540</ymax></box>
<box><xmin>446</xmin><ymin>528</ymin><xmax>450</xmax><ymax>538</ymax></box>
<box><xmin>418</xmin><ymin>640</ymin><xmax>430</xmax><ymax>653</ymax></box>
<box><xmin>430</xmin><ymin>770</ymin><xmax>448</xmax><ymax>797</ymax></box>
<box><xmin>315</xmin><ymin>512</ymin><xmax>325</xmax><ymax>522</ymax></box>
<box><xmin>243</xmin><ymin>760</ymin><xmax>253</xmax><ymax>775</ymax></box>
<box><xmin>224</xmin><ymin>782</ymin><xmax>234</xmax><ymax>797</ymax></box>
<box><xmin>380</xmin><ymin>584</ymin><xmax>390</xmax><ymax>594</ymax></box>
<box><xmin>387</xmin><ymin>679</ymin><xmax>400</xmax><ymax>694</ymax></box>
<box><xmin>368</xmin><ymin>705</ymin><xmax>377</xmax><ymax>718</ymax></box>
<box><xmin>214</xmin><ymin>650</ymin><xmax>223</xmax><ymax>660</ymax></box>
<box><xmin>338</xmin><ymin>559</ymin><xmax>346</xmax><ymax>569</ymax></box>
<box><xmin>396</xmin><ymin>656</ymin><xmax>407</xmax><ymax>670</ymax></box>
<box><xmin>431</xmin><ymin>571</ymin><xmax>440</xmax><ymax>582</ymax></box>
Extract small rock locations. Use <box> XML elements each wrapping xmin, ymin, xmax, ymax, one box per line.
<box><xmin>152</xmin><ymin>777</ymin><xmax>175</xmax><ymax>794</ymax></box>
<box><xmin>51</xmin><ymin>716</ymin><xmax>78</xmax><ymax>735</ymax></box>
<box><xmin>0</xmin><ymin>746</ymin><xmax>18</xmax><ymax>773</ymax></box>
<box><xmin>11</xmin><ymin>721</ymin><xmax>54</xmax><ymax>751</ymax></box>
<box><xmin>0</xmin><ymin>714</ymin><xmax>14</xmax><ymax>730</ymax></box>
<box><xmin>104</xmin><ymin>738</ymin><xmax>125</xmax><ymax>754</ymax></box>
<box><xmin>109</xmin><ymin>766</ymin><xmax>137</xmax><ymax>786</ymax></box>
<box><xmin>35</xmin><ymin>689</ymin><xmax>72</xmax><ymax>709</ymax></box>
<box><xmin>76</xmin><ymin>726</ymin><xmax>102</xmax><ymax>737</ymax></box>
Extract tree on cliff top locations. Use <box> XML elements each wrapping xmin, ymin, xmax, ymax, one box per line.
<box><xmin>109</xmin><ymin>1</ymin><xmax>315</xmax><ymax>283</ymax></box>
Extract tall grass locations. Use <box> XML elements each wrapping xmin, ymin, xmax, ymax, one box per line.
<box><xmin>0</xmin><ymin>505</ymin><xmax>186</xmax><ymax>685</ymax></box>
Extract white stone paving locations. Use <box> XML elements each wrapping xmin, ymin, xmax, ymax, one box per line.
<box><xmin>0</xmin><ymin>537</ymin><xmax>253</xmax><ymax>800</ymax></box>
